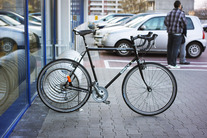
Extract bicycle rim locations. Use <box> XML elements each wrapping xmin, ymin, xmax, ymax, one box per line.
<box><xmin>122</xmin><ymin>62</ymin><xmax>177</xmax><ymax>116</ymax></box>
<box><xmin>37</xmin><ymin>59</ymin><xmax>91</xmax><ymax>112</ymax></box>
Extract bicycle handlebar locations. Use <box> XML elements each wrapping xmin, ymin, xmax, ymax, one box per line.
<box><xmin>130</xmin><ymin>32</ymin><xmax>152</xmax><ymax>42</ymax></box>
<box><xmin>130</xmin><ymin>32</ymin><xmax>158</xmax><ymax>51</ymax></box>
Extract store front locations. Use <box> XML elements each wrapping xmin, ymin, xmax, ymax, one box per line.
<box><xmin>0</xmin><ymin>0</ymin><xmax>85</xmax><ymax>137</ymax></box>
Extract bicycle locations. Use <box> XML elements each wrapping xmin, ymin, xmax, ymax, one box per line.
<box><xmin>37</xmin><ymin>29</ymin><xmax>177</xmax><ymax>116</ymax></box>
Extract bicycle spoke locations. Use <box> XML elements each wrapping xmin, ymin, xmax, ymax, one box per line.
<box><xmin>37</xmin><ymin>59</ymin><xmax>91</xmax><ymax>112</ymax></box>
<box><xmin>122</xmin><ymin>62</ymin><xmax>177</xmax><ymax>116</ymax></box>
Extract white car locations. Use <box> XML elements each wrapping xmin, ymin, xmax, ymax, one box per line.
<box><xmin>203</xmin><ymin>23</ymin><xmax>207</xmax><ymax>32</ymax></box>
<box><xmin>95</xmin><ymin>14</ymin><xmax>206</xmax><ymax>58</ymax></box>
<box><xmin>88</xmin><ymin>13</ymin><xmax>134</xmax><ymax>29</ymax></box>
<box><xmin>94</xmin><ymin>15</ymin><xmax>146</xmax><ymax>45</ymax></box>
<box><xmin>0</xmin><ymin>15</ymin><xmax>42</xmax><ymax>43</ymax></box>
<box><xmin>96</xmin><ymin>16</ymin><xmax>130</xmax><ymax>29</ymax></box>
<box><xmin>0</xmin><ymin>20</ymin><xmax>39</xmax><ymax>55</ymax></box>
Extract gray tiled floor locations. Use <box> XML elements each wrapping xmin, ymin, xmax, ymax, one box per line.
<box><xmin>10</xmin><ymin>68</ymin><xmax>207</xmax><ymax>138</ymax></box>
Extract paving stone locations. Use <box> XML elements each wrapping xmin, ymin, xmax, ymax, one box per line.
<box><xmin>10</xmin><ymin>69</ymin><xmax>207</xmax><ymax>138</ymax></box>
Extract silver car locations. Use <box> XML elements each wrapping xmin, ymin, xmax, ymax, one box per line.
<box><xmin>0</xmin><ymin>15</ymin><xmax>42</xmax><ymax>42</ymax></box>
<box><xmin>0</xmin><ymin>19</ymin><xmax>39</xmax><ymax>56</ymax></box>
<box><xmin>95</xmin><ymin>14</ymin><xmax>206</xmax><ymax>58</ymax></box>
<box><xmin>88</xmin><ymin>13</ymin><xmax>134</xmax><ymax>29</ymax></box>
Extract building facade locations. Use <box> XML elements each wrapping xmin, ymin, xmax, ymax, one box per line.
<box><xmin>154</xmin><ymin>0</ymin><xmax>194</xmax><ymax>14</ymax></box>
<box><xmin>91</xmin><ymin>0</ymin><xmax>195</xmax><ymax>15</ymax></box>
<box><xmin>88</xmin><ymin>0</ymin><xmax>123</xmax><ymax>15</ymax></box>
<box><xmin>135</xmin><ymin>0</ymin><xmax>194</xmax><ymax>14</ymax></box>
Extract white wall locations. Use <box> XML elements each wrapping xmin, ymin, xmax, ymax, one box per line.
<box><xmin>43</xmin><ymin>0</ymin><xmax>90</xmax><ymax>57</ymax></box>
<box><xmin>56</xmin><ymin>0</ymin><xmax>70</xmax><ymax>55</ymax></box>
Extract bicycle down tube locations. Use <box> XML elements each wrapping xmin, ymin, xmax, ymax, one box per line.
<box><xmin>83</xmin><ymin>46</ymin><xmax>139</xmax><ymax>89</ymax></box>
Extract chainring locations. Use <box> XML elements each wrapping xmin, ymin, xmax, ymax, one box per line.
<box><xmin>92</xmin><ymin>86</ymin><xmax>108</xmax><ymax>102</ymax></box>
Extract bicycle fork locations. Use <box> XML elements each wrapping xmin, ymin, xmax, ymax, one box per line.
<box><xmin>133</xmin><ymin>47</ymin><xmax>152</xmax><ymax>92</ymax></box>
<box><xmin>137</xmin><ymin>62</ymin><xmax>152</xmax><ymax>92</ymax></box>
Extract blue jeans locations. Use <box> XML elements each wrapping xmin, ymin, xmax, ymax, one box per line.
<box><xmin>179</xmin><ymin>43</ymin><xmax>186</xmax><ymax>63</ymax></box>
<box><xmin>167</xmin><ymin>34</ymin><xmax>182</xmax><ymax>66</ymax></box>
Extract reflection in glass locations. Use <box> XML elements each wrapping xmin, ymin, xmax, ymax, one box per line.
<box><xmin>0</xmin><ymin>50</ymin><xmax>36</xmax><ymax>114</ymax></box>
<box><xmin>0</xmin><ymin>0</ymin><xmax>43</xmax><ymax>137</ymax></box>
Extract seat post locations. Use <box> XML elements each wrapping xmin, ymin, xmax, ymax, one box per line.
<box><xmin>82</xmin><ymin>35</ymin><xmax>87</xmax><ymax>47</ymax></box>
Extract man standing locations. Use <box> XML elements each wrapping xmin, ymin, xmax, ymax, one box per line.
<box><xmin>180</xmin><ymin>28</ymin><xmax>190</xmax><ymax>64</ymax></box>
<box><xmin>180</xmin><ymin>5</ymin><xmax>190</xmax><ymax>65</ymax></box>
<box><xmin>164</xmin><ymin>0</ymin><xmax>187</xmax><ymax>68</ymax></box>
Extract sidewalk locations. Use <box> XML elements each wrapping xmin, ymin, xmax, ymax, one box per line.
<box><xmin>10</xmin><ymin>68</ymin><xmax>207</xmax><ymax>138</ymax></box>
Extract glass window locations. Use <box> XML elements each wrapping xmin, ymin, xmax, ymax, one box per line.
<box><xmin>124</xmin><ymin>16</ymin><xmax>145</xmax><ymax>28</ymax></box>
<box><xmin>186</xmin><ymin>17</ymin><xmax>194</xmax><ymax>30</ymax></box>
<box><xmin>0</xmin><ymin>0</ymin><xmax>43</xmax><ymax>137</ymax></box>
<box><xmin>0</xmin><ymin>8</ymin><xmax>28</xmax><ymax>136</ymax></box>
<box><xmin>6</xmin><ymin>13</ymin><xmax>23</xmax><ymax>23</ymax></box>
<box><xmin>0</xmin><ymin>15</ymin><xmax>22</xmax><ymax>26</ymax></box>
<box><xmin>104</xmin><ymin>15</ymin><xmax>114</xmax><ymax>21</ymax></box>
<box><xmin>0</xmin><ymin>20</ymin><xmax>7</xmax><ymax>26</ymax></box>
<box><xmin>71</xmin><ymin>0</ymin><xmax>84</xmax><ymax>45</ymax></box>
<box><xmin>139</xmin><ymin>17</ymin><xmax>166</xmax><ymax>30</ymax></box>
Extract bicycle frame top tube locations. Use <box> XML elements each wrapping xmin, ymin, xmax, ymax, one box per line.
<box><xmin>76</xmin><ymin>34</ymin><xmax>140</xmax><ymax>89</ymax></box>
<box><xmin>74</xmin><ymin>29</ymin><xmax>156</xmax><ymax>90</ymax></box>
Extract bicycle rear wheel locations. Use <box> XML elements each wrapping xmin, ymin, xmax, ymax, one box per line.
<box><xmin>122</xmin><ymin>62</ymin><xmax>177</xmax><ymax>116</ymax></box>
<box><xmin>37</xmin><ymin>59</ymin><xmax>91</xmax><ymax>112</ymax></box>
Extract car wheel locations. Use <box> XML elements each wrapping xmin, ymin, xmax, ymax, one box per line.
<box><xmin>186</xmin><ymin>42</ymin><xmax>202</xmax><ymax>58</ymax></box>
<box><xmin>0</xmin><ymin>39</ymin><xmax>17</xmax><ymax>56</ymax></box>
<box><xmin>115</xmin><ymin>40</ymin><xmax>132</xmax><ymax>56</ymax></box>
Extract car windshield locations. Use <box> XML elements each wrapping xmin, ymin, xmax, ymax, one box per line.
<box><xmin>2</xmin><ymin>15</ymin><xmax>21</xmax><ymax>26</ymax></box>
<box><xmin>106</xmin><ymin>17</ymin><xmax>117</xmax><ymax>23</ymax></box>
<box><xmin>0</xmin><ymin>19</ymin><xmax>9</xmax><ymax>26</ymax></box>
<box><xmin>29</xmin><ymin>16</ymin><xmax>41</xmax><ymax>23</ymax></box>
<box><xmin>100</xmin><ymin>15</ymin><xmax>114</xmax><ymax>22</ymax></box>
<box><xmin>124</xmin><ymin>16</ymin><xmax>145</xmax><ymax>28</ymax></box>
<box><xmin>112</xmin><ymin>17</ymin><xmax>129</xmax><ymax>23</ymax></box>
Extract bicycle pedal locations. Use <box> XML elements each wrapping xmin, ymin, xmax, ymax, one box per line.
<box><xmin>103</xmin><ymin>100</ymin><xmax>110</xmax><ymax>104</ymax></box>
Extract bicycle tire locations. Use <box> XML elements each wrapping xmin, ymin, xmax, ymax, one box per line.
<box><xmin>0</xmin><ymin>67</ymin><xmax>10</xmax><ymax>105</ymax></box>
<box><xmin>122</xmin><ymin>62</ymin><xmax>177</xmax><ymax>116</ymax></box>
<box><xmin>37</xmin><ymin>58</ymin><xmax>92</xmax><ymax>112</ymax></box>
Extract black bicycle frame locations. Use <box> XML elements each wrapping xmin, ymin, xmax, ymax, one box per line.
<box><xmin>75</xmin><ymin>46</ymin><xmax>141</xmax><ymax>88</ymax></box>
<box><xmin>74</xmin><ymin>35</ymin><xmax>150</xmax><ymax>91</ymax></box>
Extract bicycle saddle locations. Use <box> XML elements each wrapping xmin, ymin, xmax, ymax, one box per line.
<box><xmin>74</xmin><ymin>29</ymin><xmax>95</xmax><ymax>36</ymax></box>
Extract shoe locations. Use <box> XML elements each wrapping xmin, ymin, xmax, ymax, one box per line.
<box><xmin>171</xmin><ymin>65</ymin><xmax>180</xmax><ymax>69</ymax></box>
<box><xmin>167</xmin><ymin>65</ymin><xmax>180</xmax><ymax>69</ymax></box>
<box><xmin>180</xmin><ymin>61</ymin><xmax>190</xmax><ymax>65</ymax></box>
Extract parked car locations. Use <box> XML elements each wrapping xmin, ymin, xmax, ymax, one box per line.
<box><xmin>0</xmin><ymin>11</ymin><xmax>41</xmax><ymax>26</ymax></box>
<box><xmin>88</xmin><ymin>13</ymin><xmax>134</xmax><ymax>29</ymax></box>
<box><xmin>29</xmin><ymin>12</ymin><xmax>41</xmax><ymax>18</ymax></box>
<box><xmin>203</xmin><ymin>23</ymin><xmax>207</xmax><ymax>32</ymax></box>
<box><xmin>94</xmin><ymin>15</ymin><xmax>146</xmax><ymax>46</ymax></box>
<box><xmin>0</xmin><ymin>20</ymin><xmax>39</xmax><ymax>56</ymax></box>
<box><xmin>96</xmin><ymin>16</ymin><xmax>130</xmax><ymax>29</ymax></box>
<box><xmin>96</xmin><ymin>14</ymin><xmax>206</xmax><ymax>58</ymax></box>
<box><xmin>29</xmin><ymin>15</ymin><xmax>41</xmax><ymax>23</ymax></box>
<box><xmin>101</xmin><ymin>13</ymin><xmax>150</xmax><ymax>29</ymax></box>
<box><xmin>0</xmin><ymin>15</ymin><xmax>41</xmax><ymax>41</ymax></box>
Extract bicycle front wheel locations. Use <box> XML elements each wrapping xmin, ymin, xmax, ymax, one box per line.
<box><xmin>37</xmin><ymin>59</ymin><xmax>92</xmax><ymax>112</ymax></box>
<box><xmin>122</xmin><ymin>62</ymin><xmax>177</xmax><ymax>116</ymax></box>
